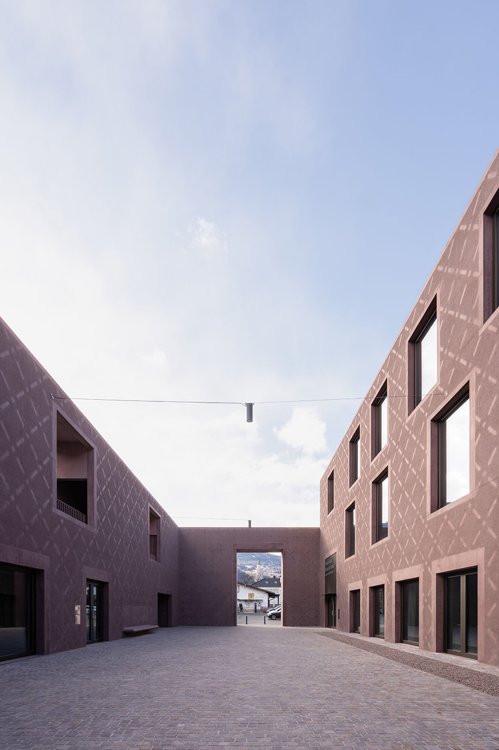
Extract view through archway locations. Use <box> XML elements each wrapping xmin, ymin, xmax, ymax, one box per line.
<box><xmin>236</xmin><ymin>551</ymin><xmax>282</xmax><ymax>626</ymax></box>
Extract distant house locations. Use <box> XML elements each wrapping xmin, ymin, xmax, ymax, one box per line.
<box><xmin>236</xmin><ymin>583</ymin><xmax>275</xmax><ymax>612</ymax></box>
<box><xmin>254</xmin><ymin>576</ymin><xmax>281</xmax><ymax>606</ymax></box>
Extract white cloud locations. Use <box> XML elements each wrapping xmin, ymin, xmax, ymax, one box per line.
<box><xmin>188</xmin><ymin>217</ymin><xmax>228</xmax><ymax>261</ymax></box>
<box><xmin>274</xmin><ymin>407</ymin><xmax>328</xmax><ymax>456</ymax></box>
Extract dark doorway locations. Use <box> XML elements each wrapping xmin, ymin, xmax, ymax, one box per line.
<box><xmin>158</xmin><ymin>593</ymin><xmax>172</xmax><ymax>627</ymax></box>
<box><xmin>372</xmin><ymin>586</ymin><xmax>385</xmax><ymax>637</ymax></box>
<box><xmin>324</xmin><ymin>553</ymin><xmax>336</xmax><ymax>628</ymax></box>
<box><xmin>326</xmin><ymin>594</ymin><xmax>337</xmax><ymax>628</ymax></box>
<box><xmin>0</xmin><ymin>563</ymin><xmax>35</xmax><ymax>661</ymax></box>
<box><xmin>445</xmin><ymin>569</ymin><xmax>477</xmax><ymax>657</ymax></box>
<box><xmin>350</xmin><ymin>589</ymin><xmax>360</xmax><ymax>633</ymax></box>
<box><xmin>401</xmin><ymin>579</ymin><xmax>419</xmax><ymax>644</ymax></box>
<box><xmin>86</xmin><ymin>580</ymin><xmax>103</xmax><ymax>643</ymax></box>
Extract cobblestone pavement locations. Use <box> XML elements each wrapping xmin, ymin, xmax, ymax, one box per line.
<box><xmin>1</xmin><ymin>627</ymin><xmax>499</xmax><ymax>750</ymax></box>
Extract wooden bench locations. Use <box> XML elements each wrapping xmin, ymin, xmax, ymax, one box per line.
<box><xmin>123</xmin><ymin>624</ymin><xmax>159</xmax><ymax>637</ymax></box>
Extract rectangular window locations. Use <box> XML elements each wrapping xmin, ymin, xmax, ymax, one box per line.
<box><xmin>345</xmin><ymin>503</ymin><xmax>356</xmax><ymax>558</ymax></box>
<box><xmin>372</xmin><ymin>381</ymin><xmax>388</xmax><ymax>458</ymax></box>
<box><xmin>350</xmin><ymin>589</ymin><xmax>360</xmax><ymax>633</ymax></box>
<box><xmin>409</xmin><ymin>298</ymin><xmax>437</xmax><ymax>412</ymax></box>
<box><xmin>56</xmin><ymin>413</ymin><xmax>93</xmax><ymax>524</ymax></box>
<box><xmin>149</xmin><ymin>508</ymin><xmax>161</xmax><ymax>561</ymax></box>
<box><xmin>372</xmin><ymin>471</ymin><xmax>389</xmax><ymax>543</ymax></box>
<box><xmin>371</xmin><ymin>585</ymin><xmax>385</xmax><ymax>638</ymax></box>
<box><xmin>0</xmin><ymin>564</ymin><xmax>35</xmax><ymax>662</ymax></box>
<box><xmin>349</xmin><ymin>428</ymin><xmax>360</xmax><ymax>486</ymax></box>
<box><xmin>432</xmin><ymin>386</ymin><xmax>470</xmax><ymax>509</ymax></box>
<box><xmin>327</xmin><ymin>470</ymin><xmax>334</xmax><ymax>513</ymax></box>
<box><xmin>445</xmin><ymin>569</ymin><xmax>477</xmax><ymax>657</ymax></box>
<box><xmin>483</xmin><ymin>191</ymin><xmax>499</xmax><ymax>321</ymax></box>
<box><xmin>400</xmin><ymin>579</ymin><xmax>419</xmax><ymax>645</ymax></box>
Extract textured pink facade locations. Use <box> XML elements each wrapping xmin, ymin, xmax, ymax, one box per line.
<box><xmin>319</xmin><ymin>152</ymin><xmax>499</xmax><ymax>666</ymax></box>
<box><xmin>178</xmin><ymin>527</ymin><xmax>320</xmax><ymax>627</ymax></box>
<box><xmin>0</xmin><ymin>319</ymin><xmax>179</xmax><ymax>653</ymax></box>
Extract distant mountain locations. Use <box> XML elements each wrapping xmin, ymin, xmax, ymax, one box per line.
<box><xmin>236</xmin><ymin>552</ymin><xmax>281</xmax><ymax>575</ymax></box>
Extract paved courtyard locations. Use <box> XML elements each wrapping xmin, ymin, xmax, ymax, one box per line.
<box><xmin>1</xmin><ymin>626</ymin><xmax>499</xmax><ymax>750</ymax></box>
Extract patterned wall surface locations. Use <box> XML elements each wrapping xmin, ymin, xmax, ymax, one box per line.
<box><xmin>319</xmin><ymin>152</ymin><xmax>499</xmax><ymax>666</ymax></box>
<box><xmin>0</xmin><ymin>318</ymin><xmax>179</xmax><ymax>654</ymax></box>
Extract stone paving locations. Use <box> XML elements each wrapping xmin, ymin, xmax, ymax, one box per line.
<box><xmin>1</xmin><ymin>626</ymin><xmax>499</xmax><ymax>750</ymax></box>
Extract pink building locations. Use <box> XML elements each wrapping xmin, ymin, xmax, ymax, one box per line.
<box><xmin>1</xmin><ymin>152</ymin><xmax>498</xmax><ymax>667</ymax></box>
<box><xmin>319</xmin><ymin>151</ymin><xmax>499</xmax><ymax>666</ymax></box>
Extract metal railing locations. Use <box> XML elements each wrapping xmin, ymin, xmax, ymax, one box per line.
<box><xmin>57</xmin><ymin>498</ymin><xmax>87</xmax><ymax>524</ymax></box>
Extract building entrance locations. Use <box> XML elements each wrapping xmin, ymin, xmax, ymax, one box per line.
<box><xmin>0</xmin><ymin>563</ymin><xmax>35</xmax><ymax>661</ymax></box>
<box><xmin>86</xmin><ymin>580</ymin><xmax>104</xmax><ymax>643</ymax></box>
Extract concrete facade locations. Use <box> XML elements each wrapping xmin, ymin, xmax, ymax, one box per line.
<box><xmin>319</xmin><ymin>151</ymin><xmax>499</xmax><ymax>666</ymax></box>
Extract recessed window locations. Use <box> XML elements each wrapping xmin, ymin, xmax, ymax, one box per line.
<box><xmin>483</xmin><ymin>191</ymin><xmax>499</xmax><ymax>321</ymax></box>
<box><xmin>350</xmin><ymin>589</ymin><xmax>360</xmax><ymax>633</ymax></box>
<box><xmin>56</xmin><ymin>413</ymin><xmax>93</xmax><ymax>524</ymax></box>
<box><xmin>149</xmin><ymin>508</ymin><xmax>160</xmax><ymax>561</ymax></box>
<box><xmin>409</xmin><ymin>298</ymin><xmax>438</xmax><ymax>412</ymax></box>
<box><xmin>432</xmin><ymin>386</ymin><xmax>470</xmax><ymax>510</ymax></box>
<box><xmin>445</xmin><ymin>568</ymin><xmax>477</xmax><ymax>657</ymax></box>
<box><xmin>372</xmin><ymin>470</ymin><xmax>389</xmax><ymax>543</ymax></box>
<box><xmin>349</xmin><ymin>428</ymin><xmax>360</xmax><ymax>486</ymax></box>
<box><xmin>400</xmin><ymin>579</ymin><xmax>419</xmax><ymax>645</ymax></box>
<box><xmin>345</xmin><ymin>503</ymin><xmax>356</xmax><ymax>558</ymax></box>
<box><xmin>372</xmin><ymin>381</ymin><xmax>388</xmax><ymax>458</ymax></box>
<box><xmin>371</xmin><ymin>585</ymin><xmax>385</xmax><ymax>638</ymax></box>
<box><xmin>327</xmin><ymin>470</ymin><xmax>334</xmax><ymax>514</ymax></box>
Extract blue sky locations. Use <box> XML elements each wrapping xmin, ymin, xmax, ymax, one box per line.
<box><xmin>1</xmin><ymin>1</ymin><xmax>498</xmax><ymax>526</ymax></box>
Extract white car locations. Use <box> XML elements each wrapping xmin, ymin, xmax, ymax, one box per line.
<box><xmin>267</xmin><ymin>605</ymin><xmax>281</xmax><ymax>620</ymax></box>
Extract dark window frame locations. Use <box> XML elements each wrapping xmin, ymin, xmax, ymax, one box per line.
<box><xmin>399</xmin><ymin>578</ymin><xmax>419</xmax><ymax>645</ymax></box>
<box><xmin>345</xmin><ymin>503</ymin><xmax>356</xmax><ymax>558</ymax></box>
<box><xmin>483</xmin><ymin>190</ymin><xmax>499</xmax><ymax>322</ymax></box>
<box><xmin>372</xmin><ymin>469</ymin><xmax>389</xmax><ymax>544</ymax></box>
<box><xmin>370</xmin><ymin>585</ymin><xmax>385</xmax><ymax>638</ymax></box>
<box><xmin>349</xmin><ymin>428</ymin><xmax>360</xmax><ymax>486</ymax></box>
<box><xmin>408</xmin><ymin>298</ymin><xmax>438</xmax><ymax>414</ymax></box>
<box><xmin>371</xmin><ymin>381</ymin><xmax>388</xmax><ymax>459</ymax></box>
<box><xmin>444</xmin><ymin>568</ymin><xmax>478</xmax><ymax>658</ymax></box>
<box><xmin>431</xmin><ymin>384</ymin><xmax>470</xmax><ymax>511</ymax></box>
<box><xmin>327</xmin><ymin>469</ymin><xmax>334</xmax><ymax>514</ymax></box>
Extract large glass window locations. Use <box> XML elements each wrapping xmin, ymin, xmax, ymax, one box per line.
<box><xmin>401</xmin><ymin>579</ymin><xmax>419</xmax><ymax>645</ymax></box>
<box><xmin>345</xmin><ymin>504</ymin><xmax>356</xmax><ymax>558</ymax></box>
<box><xmin>372</xmin><ymin>471</ymin><xmax>389</xmax><ymax>543</ymax></box>
<box><xmin>434</xmin><ymin>389</ymin><xmax>470</xmax><ymax>508</ymax></box>
<box><xmin>372</xmin><ymin>382</ymin><xmax>388</xmax><ymax>458</ymax></box>
<box><xmin>0</xmin><ymin>564</ymin><xmax>35</xmax><ymax>661</ymax></box>
<box><xmin>409</xmin><ymin>299</ymin><xmax>438</xmax><ymax>412</ymax></box>
<box><xmin>445</xmin><ymin>569</ymin><xmax>477</xmax><ymax>657</ymax></box>
<box><xmin>349</xmin><ymin>428</ymin><xmax>360</xmax><ymax>485</ymax></box>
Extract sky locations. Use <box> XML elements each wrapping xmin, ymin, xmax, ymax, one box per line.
<box><xmin>1</xmin><ymin>1</ymin><xmax>498</xmax><ymax>527</ymax></box>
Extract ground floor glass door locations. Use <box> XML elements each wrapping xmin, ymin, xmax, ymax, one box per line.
<box><xmin>86</xmin><ymin>580</ymin><xmax>103</xmax><ymax>643</ymax></box>
<box><xmin>401</xmin><ymin>579</ymin><xmax>419</xmax><ymax>644</ymax></box>
<box><xmin>0</xmin><ymin>564</ymin><xmax>35</xmax><ymax>661</ymax></box>
<box><xmin>446</xmin><ymin>569</ymin><xmax>477</xmax><ymax>657</ymax></box>
<box><xmin>326</xmin><ymin>594</ymin><xmax>336</xmax><ymax>628</ymax></box>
